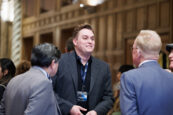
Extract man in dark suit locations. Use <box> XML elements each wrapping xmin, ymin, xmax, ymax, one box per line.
<box><xmin>53</xmin><ymin>24</ymin><xmax>114</xmax><ymax>115</ymax></box>
<box><xmin>166</xmin><ymin>43</ymin><xmax>173</xmax><ymax>72</ymax></box>
<box><xmin>120</xmin><ymin>30</ymin><xmax>173</xmax><ymax>115</ymax></box>
<box><xmin>0</xmin><ymin>43</ymin><xmax>61</xmax><ymax>115</ymax></box>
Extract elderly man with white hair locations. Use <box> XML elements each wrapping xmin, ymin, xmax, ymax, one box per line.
<box><xmin>120</xmin><ymin>30</ymin><xmax>173</xmax><ymax>115</ymax></box>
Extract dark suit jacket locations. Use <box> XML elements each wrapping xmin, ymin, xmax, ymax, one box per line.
<box><xmin>53</xmin><ymin>51</ymin><xmax>114</xmax><ymax>115</ymax></box>
<box><xmin>120</xmin><ymin>61</ymin><xmax>173</xmax><ymax>115</ymax></box>
<box><xmin>0</xmin><ymin>85</ymin><xmax>5</xmax><ymax>101</ymax></box>
<box><xmin>0</xmin><ymin>68</ymin><xmax>61</xmax><ymax>115</ymax></box>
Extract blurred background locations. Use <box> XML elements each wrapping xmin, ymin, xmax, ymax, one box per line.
<box><xmin>0</xmin><ymin>0</ymin><xmax>172</xmax><ymax>84</ymax></box>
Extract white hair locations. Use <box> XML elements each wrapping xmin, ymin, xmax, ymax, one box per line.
<box><xmin>135</xmin><ymin>30</ymin><xmax>162</xmax><ymax>59</ymax></box>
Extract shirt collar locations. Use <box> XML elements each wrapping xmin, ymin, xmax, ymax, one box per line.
<box><xmin>74</xmin><ymin>51</ymin><xmax>92</xmax><ymax>64</ymax></box>
<box><xmin>32</xmin><ymin>66</ymin><xmax>50</xmax><ymax>80</ymax></box>
<box><xmin>139</xmin><ymin>60</ymin><xmax>157</xmax><ymax>67</ymax></box>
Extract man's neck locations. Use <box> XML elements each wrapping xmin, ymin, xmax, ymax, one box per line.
<box><xmin>75</xmin><ymin>51</ymin><xmax>91</xmax><ymax>65</ymax></box>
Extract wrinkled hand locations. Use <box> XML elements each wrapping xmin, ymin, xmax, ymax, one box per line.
<box><xmin>86</xmin><ymin>110</ymin><xmax>97</xmax><ymax>115</ymax></box>
<box><xmin>70</xmin><ymin>105</ymin><xmax>87</xmax><ymax>115</ymax></box>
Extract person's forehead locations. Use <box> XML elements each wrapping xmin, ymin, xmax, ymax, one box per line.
<box><xmin>79</xmin><ymin>28</ymin><xmax>94</xmax><ymax>35</ymax></box>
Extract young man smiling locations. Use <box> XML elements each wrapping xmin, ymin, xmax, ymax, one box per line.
<box><xmin>53</xmin><ymin>23</ymin><xmax>114</xmax><ymax>115</ymax></box>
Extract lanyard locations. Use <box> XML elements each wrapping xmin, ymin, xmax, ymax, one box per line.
<box><xmin>81</xmin><ymin>62</ymin><xmax>89</xmax><ymax>83</ymax></box>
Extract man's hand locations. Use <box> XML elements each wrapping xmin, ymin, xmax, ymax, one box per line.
<box><xmin>86</xmin><ymin>110</ymin><xmax>97</xmax><ymax>115</ymax></box>
<box><xmin>70</xmin><ymin>105</ymin><xmax>87</xmax><ymax>115</ymax></box>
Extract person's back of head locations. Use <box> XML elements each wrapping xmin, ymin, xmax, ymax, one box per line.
<box><xmin>116</xmin><ymin>64</ymin><xmax>134</xmax><ymax>82</ymax></box>
<box><xmin>16</xmin><ymin>60</ymin><xmax>31</xmax><ymax>75</ymax></box>
<box><xmin>65</xmin><ymin>37</ymin><xmax>74</xmax><ymax>52</ymax></box>
<box><xmin>31</xmin><ymin>43</ymin><xmax>61</xmax><ymax>67</ymax></box>
<box><xmin>135</xmin><ymin>30</ymin><xmax>162</xmax><ymax>59</ymax></box>
<box><xmin>0</xmin><ymin>58</ymin><xmax>16</xmax><ymax>85</ymax></box>
<box><xmin>119</xmin><ymin>65</ymin><xmax>134</xmax><ymax>73</ymax></box>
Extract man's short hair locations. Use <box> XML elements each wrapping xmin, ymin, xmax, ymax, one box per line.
<box><xmin>135</xmin><ymin>30</ymin><xmax>162</xmax><ymax>58</ymax></box>
<box><xmin>72</xmin><ymin>23</ymin><xmax>94</xmax><ymax>39</ymax></box>
<box><xmin>118</xmin><ymin>65</ymin><xmax>134</xmax><ymax>73</ymax></box>
<box><xmin>31</xmin><ymin>43</ymin><xmax>61</xmax><ymax>67</ymax></box>
<box><xmin>166</xmin><ymin>44</ymin><xmax>173</xmax><ymax>52</ymax></box>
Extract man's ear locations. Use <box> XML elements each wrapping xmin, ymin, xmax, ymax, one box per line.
<box><xmin>73</xmin><ymin>38</ymin><xmax>77</xmax><ymax>46</ymax></box>
<box><xmin>137</xmin><ymin>49</ymin><xmax>142</xmax><ymax>58</ymax></box>
<box><xmin>3</xmin><ymin>69</ymin><xmax>8</xmax><ymax>76</ymax></box>
<box><xmin>50</xmin><ymin>60</ymin><xmax>56</xmax><ymax>68</ymax></box>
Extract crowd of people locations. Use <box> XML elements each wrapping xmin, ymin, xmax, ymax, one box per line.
<box><xmin>0</xmin><ymin>23</ymin><xmax>173</xmax><ymax>115</ymax></box>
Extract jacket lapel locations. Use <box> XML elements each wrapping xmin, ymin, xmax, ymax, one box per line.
<box><xmin>89</xmin><ymin>58</ymin><xmax>99</xmax><ymax>93</ymax></box>
<box><xmin>69</xmin><ymin>52</ymin><xmax>78</xmax><ymax>92</ymax></box>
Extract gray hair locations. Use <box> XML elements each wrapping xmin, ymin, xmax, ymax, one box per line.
<box><xmin>135</xmin><ymin>30</ymin><xmax>162</xmax><ymax>59</ymax></box>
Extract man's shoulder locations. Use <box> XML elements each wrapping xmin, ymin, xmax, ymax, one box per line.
<box><xmin>121</xmin><ymin>68</ymin><xmax>139</xmax><ymax>80</ymax></box>
<box><xmin>92</xmin><ymin>56</ymin><xmax>108</xmax><ymax>66</ymax></box>
<box><xmin>60</xmin><ymin>52</ymin><xmax>74</xmax><ymax>61</ymax></box>
<box><xmin>10</xmin><ymin>69</ymin><xmax>47</xmax><ymax>85</ymax></box>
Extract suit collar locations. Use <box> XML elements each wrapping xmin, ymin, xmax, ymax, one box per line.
<box><xmin>139</xmin><ymin>60</ymin><xmax>159</xmax><ymax>68</ymax></box>
<box><xmin>69</xmin><ymin>52</ymin><xmax>78</xmax><ymax>92</ymax></box>
<box><xmin>89</xmin><ymin>58</ymin><xmax>99</xmax><ymax>93</ymax></box>
<box><xmin>30</xmin><ymin>67</ymin><xmax>51</xmax><ymax>82</ymax></box>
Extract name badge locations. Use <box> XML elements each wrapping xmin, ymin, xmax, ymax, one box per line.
<box><xmin>77</xmin><ymin>91</ymin><xmax>88</xmax><ymax>102</ymax></box>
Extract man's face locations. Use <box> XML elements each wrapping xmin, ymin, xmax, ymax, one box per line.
<box><xmin>132</xmin><ymin>40</ymin><xmax>140</xmax><ymax>67</ymax></box>
<box><xmin>73</xmin><ymin>28</ymin><xmax>95</xmax><ymax>55</ymax></box>
<box><xmin>169</xmin><ymin>49</ymin><xmax>173</xmax><ymax>70</ymax></box>
<box><xmin>116</xmin><ymin>72</ymin><xmax>121</xmax><ymax>81</ymax></box>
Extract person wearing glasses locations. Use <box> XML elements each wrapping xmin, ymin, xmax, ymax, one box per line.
<box><xmin>120</xmin><ymin>30</ymin><xmax>173</xmax><ymax>115</ymax></box>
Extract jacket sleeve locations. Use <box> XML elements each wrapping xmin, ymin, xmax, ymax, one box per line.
<box><xmin>120</xmin><ymin>73</ymin><xmax>139</xmax><ymax>115</ymax></box>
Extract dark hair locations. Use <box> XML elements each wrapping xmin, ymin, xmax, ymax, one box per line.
<box><xmin>0</xmin><ymin>58</ymin><xmax>16</xmax><ymax>85</ymax></box>
<box><xmin>66</xmin><ymin>37</ymin><xmax>74</xmax><ymax>52</ymax></box>
<box><xmin>118</xmin><ymin>65</ymin><xmax>134</xmax><ymax>73</ymax></box>
<box><xmin>16</xmin><ymin>60</ymin><xmax>31</xmax><ymax>75</ymax></box>
<box><xmin>31</xmin><ymin>43</ymin><xmax>61</xmax><ymax>67</ymax></box>
<box><xmin>166</xmin><ymin>43</ymin><xmax>173</xmax><ymax>52</ymax></box>
<box><xmin>72</xmin><ymin>23</ymin><xmax>94</xmax><ymax>39</ymax></box>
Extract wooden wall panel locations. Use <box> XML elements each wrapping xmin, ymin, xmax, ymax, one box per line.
<box><xmin>125</xmin><ymin>38</ymin><xmax>134</xmax><ymax>65</ymax></box>
<box><xmin>22</xmin><ymin>37</ymin><xmax>33</xmax><ymax>61</ymax></box>
<box><xmin>148</xmin><ymin>4</ymin><xmax>157</xmax><ymax>29</ymax></box>
<box><xmin>98</xmin><ymin>16</ymin><xmax>106</xmax><ymax>53</ymax></box>
<box><xmin>116</xmin><ymin>13</ymin><xmax>123</xmax><ymax>49</ymax></box>
<box><xmin>137</xmin><ymin>7</ymin><xmax>146</xmax><ymax>30</ymax></box>
<box><xmin>18</xmin><ymin>0</ymin><xmax>172</xmax><ymax>85</ymax></box>
<box><xmin>126</xmin><ymin>10</ymin><xmax>136</xmax><ymax>33</ymax></box>
<box><xmin>117</xmin><ymin>0</ymin><xmax>126</xmax><ymax>6</ymax></box>
<box><xmin>107</xmin><ymin>15</ymin><xmax>114</xmax><ymax>51</ymax></box>
<box><xmin>160</xmin><ymin>1</ymin><xmax>170</xmax><ymax>27</ymax></box>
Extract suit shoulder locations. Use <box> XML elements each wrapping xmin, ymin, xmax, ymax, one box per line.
<box><xmin>60</xmin><ymin>52</ymin><xmax>74</xmax><ymax>61</ymax></box>
<box><xmin>121</xmin><ymin>68</ymin><xmax>139</xmax><ymax>80</ymax></box>
<box><xmin>92</xmin><ymin>57</ymin><xmax>109</xmax><ymax>67</ymax></box>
